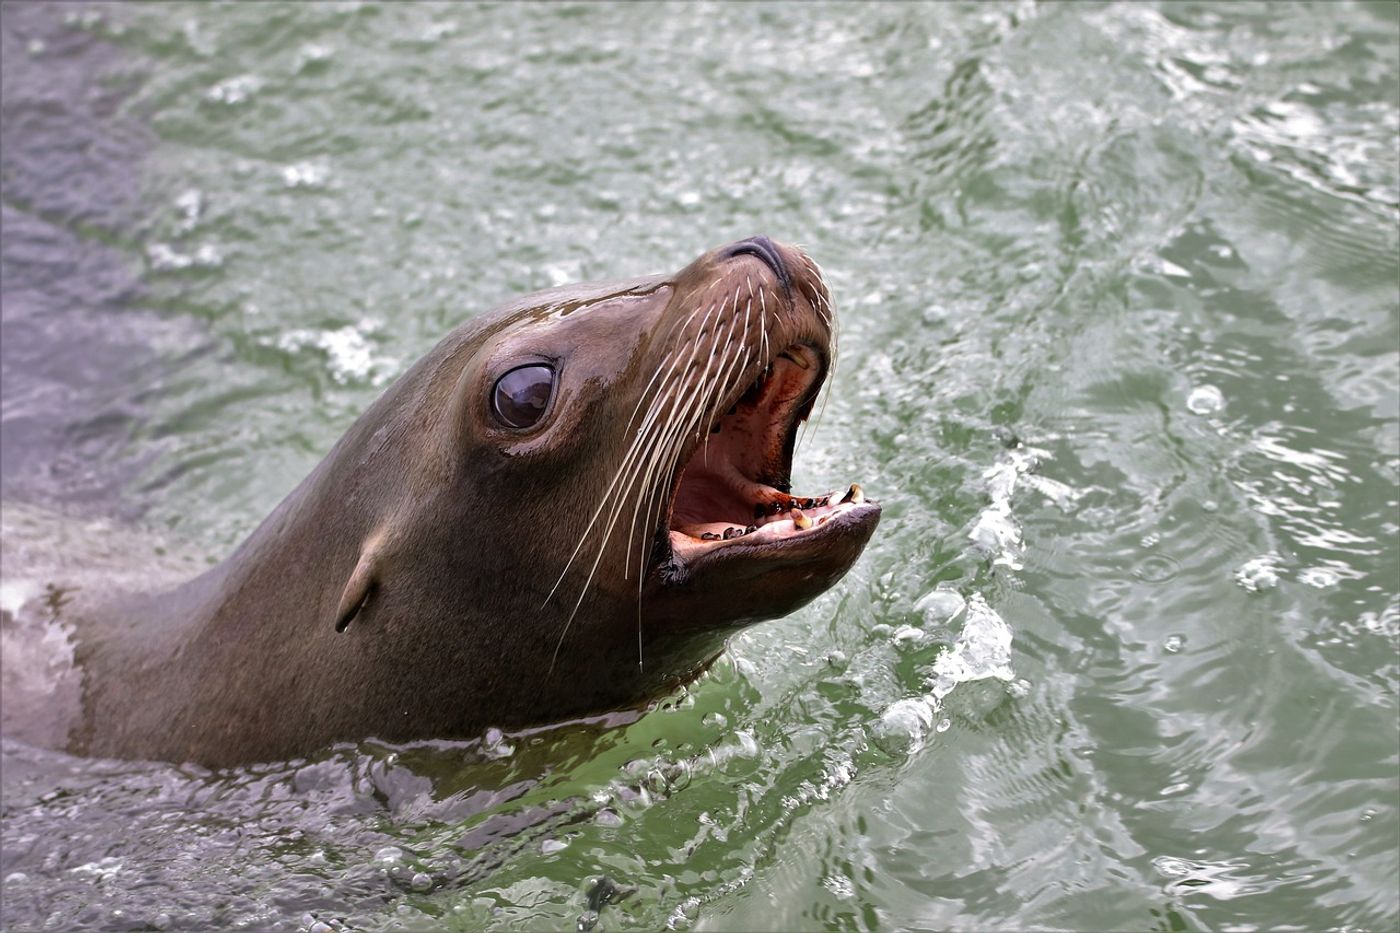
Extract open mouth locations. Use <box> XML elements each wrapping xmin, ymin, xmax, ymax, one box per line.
<box><xmin>663</xmin><ymin>344</ymin><xmax>869</xmax><ymax>562</ymax></box>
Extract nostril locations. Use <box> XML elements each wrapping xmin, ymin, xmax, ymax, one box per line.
<box><xmin>722</xmin><ymin>236</ymin><xmax>791</xmax><ymax>290</ymax></box>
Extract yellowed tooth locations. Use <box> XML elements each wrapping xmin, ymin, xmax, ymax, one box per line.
<box><xmin>791</xmin><ymin>508</ymin><xmax>812</xmax><ymax>530</ymax></box>
<box><xmin>850</xmin><ymin>483</ymin><xmax>865</xmax><ymax>505</ymax></box>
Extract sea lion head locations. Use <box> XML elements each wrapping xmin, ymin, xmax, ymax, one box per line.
<box><xmin>327</xmin><ymin>237</ymin><xmax>880</xmax><ymax>732</ymax></box>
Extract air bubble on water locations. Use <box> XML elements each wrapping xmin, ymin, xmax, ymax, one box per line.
<box><xmin>3</xmin><ymin>872</ymin><xmax>28</xmax><ymax>885</ymax></box>
<box><xmin>1299</xmin><ymin>567</ymin><xmax>1340</xmax><ymax>589</ymax></box>
<box><xmin>146</xmin><ymin>243</ymin><xmax>223</xmax><ymax>272</ymax></box>
<box><xmin>1163</xmin><ymin>634</ymin><xmax>1185</xmax><ymax>653</ymax></box>
<box><xmin>374</xmin><ymin>846</ymin><xmax>404</xmax><ymax>865</ymax></box>
<box><xmin>410</xmin><ymin>872</ymin><xmax>433</xmax><ymax>892</ymax></box>
<box><xmin>871</xmin><ymin>697</ymin><xmax>936</xmax><ymax>755</ymax></box>
<box><xmin>1235</xmin><ymin>556</ymin><xmax>1281</xmax><ymax>592</ymax></box>
<box><xmin>174</xmin><ymin>190</ymin><xmax>203</xmax><ymax>232</ymax></box>
<box><xmin>282</xmin><ymin>162</ymin><xmax>329</xmax><ymax>189</ymax></box>
<box><xmin>935</xmin><ymin>718</ymin><xmax>951</xmax><ymax>733</ymax></box>
<box><xmin>206</xmin><ymin>75</ymin><xmax>262</xmax><ymax>105</ymax></box>
<box><xmin>481</xmin><ymin>726</ymin><xmax>515</xmax><ymax>758</ymax></box>
<box><xmin>297</xmin><ymin>44</ymin><xmax>334</xmax><ymax>72</ymax></box>
<box><xmin>891</xmin><ymin>624</ymin><xmax>926</xmax><ymax>646</ymax></box>
<box><xmin>27</xmin><ymin>39</ymin><xmax>45</xmax><ymax>56</ymax></box>
<box><xmin>914</xmin><ymin>588</ymin><xmax>965</xmax><ymax>625</ymax></box>
<box><xmin>701</xmin><ymin>712</ymin><xmax>727</xmax><ymax>729</ymax></box>
<box><xmin>1187</xmin><ymin>385</ymin><xmax>1226</xmax><ymax>415</ymax></box>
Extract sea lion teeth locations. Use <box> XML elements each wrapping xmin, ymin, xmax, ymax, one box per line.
<box><xmin>791</xmin><ymin>508</ymin><xmax>812</xmax><ymax>530</ymax></box>
<box><xmin>840</xmin><ymin>483</ymin><xmax>865</xmax><ymax>505</ymax></box>
<box><xmin>745</xmin><ymin>525</ymin><xmax>757</xmax><ymax>534</ymax></box>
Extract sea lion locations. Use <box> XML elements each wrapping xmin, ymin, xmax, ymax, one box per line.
<box><xmin>1</xmin><ymin>236</ymin><xmax>880</xmax><ymax>767</ymax></box>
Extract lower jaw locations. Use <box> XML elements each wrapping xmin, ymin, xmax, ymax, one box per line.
<box><xmin>668</xmin><ymin>484</ymin><xmax>867</xmax><ymax>562</ymax></box>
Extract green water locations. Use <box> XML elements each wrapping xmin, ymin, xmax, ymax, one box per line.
<box><xmin>2</xmin><ymin>2</ymin><xmax>1397</xmax><ymax>930</ymax></box>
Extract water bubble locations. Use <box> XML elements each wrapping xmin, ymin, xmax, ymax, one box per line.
<box><xmin>1135</xmin><ymin>554</ymin><xmax>1180</xmax><ymax>582</ymax></box>
<box><xmin>914</xmin><ymin>589</ymin><xmax>965</xmax><ymax>625</ymax></box>
<box><xmin>146</xmin><ymin>243</ymin><xmax>222</xmax><ymax>272</ymax></box>
<box><xmin>206</xmin><ymin>75</ymin><xmax>262</xmax><ymax>105</ymax></box>
<box><xmin>541</xmin><ymin>838</ymin><xmax>568</xmax><ymax>855</ymax></box>
<box><xmin>174</xmin><ymin>189</ymin><xmax>203</xmax><ymax>232</ymax></box>
<box><xmin>482</xmin><ymin>727</ymin><xmax>515</xmax><ymax>759</ymax></box>
<box><xmin>282</xmin><ymin>162</ymin><xmax>329</xmax><ymax>189</ymax></box>
<box><xmin>1163</xmin><ymin>634</ymin><xmax>1186</xmax><ymax>653</ymax></box>
<box><xmin>374</xmin><ymin>846</ymin><xmax>404</xmax><ymax>865</ymax></box>
<box><xmin>1360</xmin><ymin>808</ymin><xmax>1377</xmax><ymax>822</ymax></box>
<box><xmin>3</xmin><ymin>872</ymin><xmax>28</xmax><ymax>885</ymax></box>
<box><xmin>871</xmin><ymin>697</ymin><xmax>936</xmax><ymax>755</ymax></box>
<box><xmin>891</xmin><ymin>624</ymin><xmax>926</xmax><ymax>646</ymax></box>
<box><xmin>701</xmin><ymin>711</ymin><xmax>728</xmax><ymax>729</ymax></box>
<box><xmin>1299</xmin><ymin>567</ymin><xmax>1340</xmax><ymax>588</ymax></box>
<box><xmin>1187</xmin><ymin>385</ymin><xmax>1226</xmax><ymax>415</ymax></box>
<box><xmin>935</xmin><ymin>718</ymin><xmax>951</xmax><ymax>733</ymax></box>
<box><xmin>409</xmin><ymin>872</ymin><xmax>433</xmax><ymax>893</ymax></box>
<box><xmin>1235</xmin><ymin>556</ymin><xmax>1281</xmax><ymax>592</ymax></box>
<box><xmin>296</xmin><ymin>43</ymin><xmax>334</xmax><ymax>73</ymax></box>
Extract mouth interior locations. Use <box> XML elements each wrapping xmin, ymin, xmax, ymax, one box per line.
<box><xmin>666</xmin><ymin>345</ymin><xmax>867</xmax><ymax>555</ymax></box>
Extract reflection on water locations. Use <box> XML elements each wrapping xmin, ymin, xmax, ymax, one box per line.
<box><xmin>2</xmin><ymin>1</ymin><xmax>1397</xmax><ymax>930</ymax></box>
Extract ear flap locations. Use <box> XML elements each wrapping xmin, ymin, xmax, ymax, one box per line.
<box><xmin>334</xmin><ymin>551</ymin><xmax>379</xmax><ymax>633</ymax></box>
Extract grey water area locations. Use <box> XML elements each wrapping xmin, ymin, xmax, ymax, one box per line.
<box><xmin>1</xmin><ymin>1</ymin><xmax>1397</xmax><ymax>930</ymax></box>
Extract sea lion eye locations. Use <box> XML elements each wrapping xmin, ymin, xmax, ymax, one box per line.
<box><xmin>491</xmin><ymin>364</ymin><xmax>555</xmax><ymax>429</ymax></box>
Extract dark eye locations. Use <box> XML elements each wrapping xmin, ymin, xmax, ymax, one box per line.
<box><xmin>491</xmin><ymin>364</ymin><xmax>555</xmax><ymax>429</ymax></box>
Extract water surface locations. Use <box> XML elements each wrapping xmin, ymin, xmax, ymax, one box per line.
<box><xmin>2</xmin><ymin>2</ymin><xmax>1397</xmax><ymax>930</ymax></box>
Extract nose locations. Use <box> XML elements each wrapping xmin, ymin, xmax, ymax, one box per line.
<box><xmin>721</xmin><ymin>236</ymin><xmax>791</xmax><ymax>290</ymax></box>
